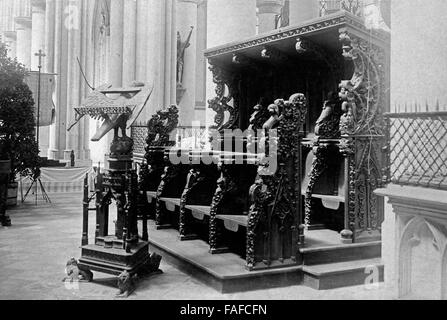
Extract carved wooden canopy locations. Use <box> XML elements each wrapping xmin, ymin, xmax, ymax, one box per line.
<box><xmin>205</xmin><ymin>11</ymin><xmax>390</xmax><ymax>136</ymax></box>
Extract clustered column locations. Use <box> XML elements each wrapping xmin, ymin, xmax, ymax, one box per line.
<box><xmin>256</xmin><ymin>0</ymin><xmax>284</xmax><ymax>34</ymax></box>
<box><xmin>15</xmin><ymin>16</ymin><xmax>32</xmax><ymax>68</ymax></box>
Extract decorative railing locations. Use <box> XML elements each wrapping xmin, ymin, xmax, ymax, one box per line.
<box><xmin>384</xmin><ymin>112</ymin><xmax>447</xmax><ymax>190</ymax></box>
<box><xmin>319</xmin><ymin>0</ymin><xmax>363</xmax><ymax>17</ymax></box>
<box><xmin>131</xmin><ymin>122</ymin><xmax>148</xmax><ymax>159</ymax></box>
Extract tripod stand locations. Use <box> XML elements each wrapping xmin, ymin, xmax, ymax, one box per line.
<box><xmin>22</xmin><ymin>49</ymin><xmax>51</xmax><ymax>205</ymax></box>
<box><xmin>22</xmin><ymin>171</ymin><xmax>51</xmax><ymax>205</ymax></box>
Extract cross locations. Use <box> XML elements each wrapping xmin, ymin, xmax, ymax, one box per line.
<box><xmin>34</xmin><ymin>49</ymin><xmax>46</xmax><ymax>70</ymax></box>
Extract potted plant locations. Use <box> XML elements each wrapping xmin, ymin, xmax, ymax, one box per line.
<box><xmin>0</xmin><ymin>42</ymin><xmax>40</xmax><ymax>206</ymax></box>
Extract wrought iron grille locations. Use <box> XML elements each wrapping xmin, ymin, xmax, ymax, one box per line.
<box><xmin>385</xmin><ymin>112</ymin><xmax>447</xmax><ymax>190</ymax></box>
<box><xmin>131</xmin><ymin>122</ymin><xmax>148</xmax><ymax>158</ymax></box>
<box><xmin>319</xmin><ymin>0</ymin><xmax>363</xmax><ymax>17</ymax></box>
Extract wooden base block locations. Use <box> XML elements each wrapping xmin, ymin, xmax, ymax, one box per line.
<box><xmin>78</xmin><ymin>241</ymin><xmax>151</xmax><ymax>276</ymax></box>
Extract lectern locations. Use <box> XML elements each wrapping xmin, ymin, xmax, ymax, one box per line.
<box><xmin>67</xmin><ymin>82</ymin><xmax>161</xmax><ymax>295</ymax></box>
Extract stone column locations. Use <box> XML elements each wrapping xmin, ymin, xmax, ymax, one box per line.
<box><xmin>30</xmin><ymin>0</ymin><xmax>46</xmax><ymax>70</ymax></box>
<box><xmin>109</xmin><ymin>0</ymin><xmax>124</xmax><ymax>87</ymax></box>
<box><xmin>3</xmin><ymin>31</ymin><xmax>17</xmax><ymax>59</ymax></box>
<box><xmin>15</xmin><ymin>16</ymin><xmax>32</xmax><ymax>68</ymax></box>
<box><xmin>289</xmin><ymin>0</ymin><xmax>319</xmax><ymax>25</ymax></box>
<box><xmin>44</xmin><ymin>0</ymin><xmax>55</xmax><ymax>73</ymax></box>
<box><xmin>144</xmin><ymin>0</ymin><xmax>176</xmax><ymax>120</ymax></box>
<box><xmin>122</xmin><ymin>0</ymin><xmax>136</xmax><ymax>86</ymax></box>
<box><xmin>30</xmin><ymin>0</ymin><xmax>49</xmax><ymax>157</ymax></box>
<box><xmin>64</xmin><ymin>0</ymin><xmax>82</xmax><ymax>161</ymax></box>
<box><xmin>135</xmin><ymin>0</ymin><xmax>148</xmax><ymax>83</ymax></box>
<box><xmin>78</xmin><ymin>0</ymin><xmax>90</xmax><ymax>163</ymax></box>
<box><xmin>256</xmin><ymin>0</ymin><xmax>284</xmax><ymax>34</ymax></box>
<box><xmin>44</xmin><ymin>0</ymin><xmax>55</xmax><ymax>160</ymax></box>
<box><xmin>176</xmin><ymin>0</ymin><xmax>200</xmax><ymax>126</ymax></box>
<box><xmin>47</xmin><ymin>0</ymin><xmax>63</xmax><ymax>160</ymax></box>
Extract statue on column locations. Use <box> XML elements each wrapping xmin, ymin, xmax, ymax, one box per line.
<box><xmin>177</xmin><ymin>26</ymin><xmax>194</xmax><ymax>86</ymax></box>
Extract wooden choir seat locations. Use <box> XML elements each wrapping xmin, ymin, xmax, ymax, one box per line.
<box><xmin>301</xmin><ymin>139</ymin><xmax>346</xmax><ymax>231</ymax></box>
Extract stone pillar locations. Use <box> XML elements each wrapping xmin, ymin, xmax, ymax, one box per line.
<box><xmin>44</xmin><ymin>0</ymin><xmax>55</xmax><ymax>73</ymax></box>
<box><xmin>122</xmin><ymin>0</ymin><xmax>136</xmax><ymax>86</ymax></box>
<box><xmin>78</xmin><ymin>0</ymin><xmax>90</xmax><ymax>163</ymax></box>
<box><xmin>44</xmin><ymin>0</ymin><xmax>55</xmax><ymax>160</ymax></box>
<box><xmin>30</xmin><ymin>0</ymin><xmax>49</xmax><ymax>157</ymax></box>
<box><xmin>15</xmin><ymin>16</ymin><xmax>32</xmax><ymax>68</ymax></box>
<box><xmin>256</xmin><ymin>0</ymin><xmax>284</xmax><ymax>34</ymax></box>
<box><xmin>194</xmin><ymin>0</ymin><xmax>207</xmax><ymax>124</ymax></box>
<box><xmin>30</xmin><ymin>0</ymin><xmax>46</xmax><ymax>70</ymax></box>
<box><xmin>64</xmin><ymin>0</ymin><xmax>82</xmax><ymax>161</ymax></box>
<box><xmin>289</xmin><ymin>0</ymin><xmax>319</xmax><ymax>25</ymax></box>
<box><xmin>135</xmin><ymin>0</ymin><xmax>148</xmax><ymax>83</ymax></box>
<box><xmin>109</xmin><ymin>0</ymin><xmax>124</xmax><ymax>87</ymax></box>
<box><xmin>3</xmin><ymin>31</ymin><xmax>17</xmax><ymax>59</ymax></box>
<box><xmin>144</xmin><ymin>0</ymin><xmax>177</xmax><ymax>120</ymax></box>
<box><xmin>48</xmin><ymin>0</ymin><xmax>64</xmax><ymax>160</ymax></box>
<box><xmin>177</xmin><ymin>0</ymin><xmax>200</xmax><ymax>126</ymax></box>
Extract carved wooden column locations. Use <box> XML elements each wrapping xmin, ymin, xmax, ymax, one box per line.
<box><xmin>336</xmin><ymin>26</ymin><xmax>389</xmax><ymax>243</ymax></box>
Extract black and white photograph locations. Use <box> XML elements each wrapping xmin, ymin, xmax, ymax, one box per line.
<box><xmin>0</xmin><ymin>0</ymin><xmax>445</xmax><ymax>306</ymax></box>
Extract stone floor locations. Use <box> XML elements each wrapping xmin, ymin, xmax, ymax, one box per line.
<box><xmin>0</xmin><ymin>193</ymin><xmax>396</xmax><ymax>300</ymax></box>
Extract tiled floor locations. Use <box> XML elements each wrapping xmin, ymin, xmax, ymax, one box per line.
<box><xmin>0</xmin><ymin>193</ymin><xmax>395</xmax><ymax>300</ymax></box>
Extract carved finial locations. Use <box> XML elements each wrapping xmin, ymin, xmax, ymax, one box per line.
<box><xmin>436</xmin><ymin>99</ymin><xmax>440</xmax><ymax>111</ymax></box>
<box><xmin>426</xmin><ymin>101</ymin><xmax>429</xmax><ymax>112</ymax></box>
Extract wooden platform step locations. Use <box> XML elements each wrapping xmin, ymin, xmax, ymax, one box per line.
<box><xmin>146</xmin><ymin>220</ymin><xmax>302</xmax><ymax>293</ymax></box>
<box><xmin>145</xmin><ymin>220</ymin><xmax>384</xmax><ymax>293</ymax></box>
<box><xmin>302</xmin><ymin>258</ymin><xmax>384</xmax><ymax>290</ymax></box>
<box><xmin>299</xmin><ymin>239</ymin><xmax>382</xmax><ymax>266</ymax></box>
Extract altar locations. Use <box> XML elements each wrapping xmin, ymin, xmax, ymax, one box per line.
<box><xmin>20</xmin><ymin>167</ymin><xmax>95</xmax><ymax>194</ymax></box>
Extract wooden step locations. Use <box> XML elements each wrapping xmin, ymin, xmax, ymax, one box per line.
<box><xmin>147</xmin><ymin>220</ymin><xmax>302</xmax><ymax>293</ymax></box>
<box><xmin>302</xmin><ymin>258</ymin><xmax>384</xmax><ymax>290</ymax></box>
<box><xmin>300</xmin><ymin>240</ymin><xmax>382</xmax><ymax>266</ymax></box>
